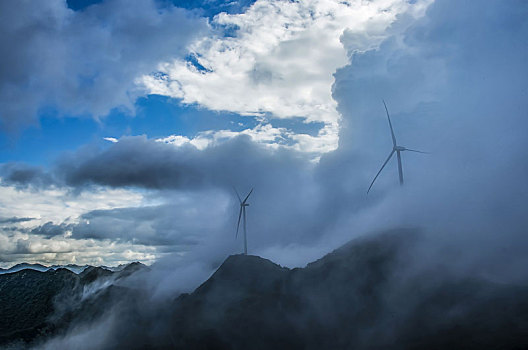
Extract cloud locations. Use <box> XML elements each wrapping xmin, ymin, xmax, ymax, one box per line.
<box><xmin>323</xmin><ymin>0</ymin><xmax>528</xmax><ymax>279</ymax></box>
<box><xmin>0</xmin><ymin>216</ymin><xmax>35</xmax><ymax>224</ymax></box>
<box><xmin>157</xmin><ymin>123</ymin><xmax>293</xmax><ymax>151</ymax></box>
<box><xmin>140</xmin><ymin>0</ymin><xmax>432</xmax><ymax>154</ymax></box>
<box><xmin>1</xmin><ymin>0</ymin><xmax>527</xmax><ymax>286</ymax></box>
<box><xmin>70</xmin><ymin>196</ymin><xmax>224</xmax><ymax>247</ymax></box>
<box><xmin>0</xmin><ymin>182</ymin><xmax>144</xmax><ymax>225</ymax></box>
<box><xmin>0</xmin><ymin>163</ymin><xmax>55</xmax><ymax>189</ymax></box>
<box><xmin>31</xmin><ymin>221</ymin><xmax>72</xmax><ymax>238</ymax></box>
<box><xmin>0</xmin><ymin>0</ymin><xmax>206</xmax><ymax>132</ymax></box>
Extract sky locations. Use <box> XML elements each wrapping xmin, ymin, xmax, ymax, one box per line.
<box><xmin>0</xmin><ymin>0</ymin><xmax>527</xmax><ymax>280</ymax></box>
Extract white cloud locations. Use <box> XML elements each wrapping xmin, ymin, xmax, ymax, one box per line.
<box><xmin>0</xmin><ymin>184</ymin><xmax>144</xmax><ymax>227</ymax></box>
<box><xmin>0</xmin><ymin>230</ymin><xmax>159</xmax><ymax>267</ymax></box>
<box><xmin>141</xmin><ymin>0</ymin><xmax>432</xmax><ymax>154</ymax></box>
<box><xmin>157</xmin><ymin>123</ymin><xmax>289</xmax><ymax>150</ymax></box>
<box><xmin>0</xmin><ymin>183</ymin><xmax>162</xmax><ymax>267</ymax></box>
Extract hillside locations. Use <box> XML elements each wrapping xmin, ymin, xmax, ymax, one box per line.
<box><xmin>2</xmin><ymin>230</ymin><xmax>528</xmax><ymax>349</ymax></box>
<box><xmin>163</xmin><ymin>230</ymin><xmax>528</xmax><ymax>349</ymax></box>
<box><xmin>0</xmin><ymin>262</ymin><xmax>147</xmax><ymax>347</ymax></box>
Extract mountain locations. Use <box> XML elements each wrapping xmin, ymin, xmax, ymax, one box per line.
<box><xmin>0</xmin><ymin>262</ymin><xmax>140</xmax><ymax>275</ymax></box>
<box><xmin>49</xmin><ymin>264</ymin><xmax>90</xmax><ymax>274</ymax></box>
<box><xmin>162</xmin><ymin>230</ymin><xmax>528</xmax><ymax>349</ymax></box>
<box><xmin>0</xmin><ymin>262</ymin><xmax>146</xmax><ymax>275</ymax></box>
<box><xmin>0</xmin><ymin>263</ymin><xmax>89</xmax><ymax>275</ymax></box>
<box><xmin>2</xmin><ymin>231</ymin><xmax>528</xmax><ymax>349</ymax></box>
<box><xmin>0</xmin><ymin>268</ymin><xmax>80</xmax><ymax>345</ymax></box>
<box><xmin>0</xmin><ymin>263</ymin><xmax>50</xmax><ymax>275</ymax></box>
<box><xmin>0</xmin><ymin>262</ymin><xmax>147</xmax><ymax>347</ymax></box>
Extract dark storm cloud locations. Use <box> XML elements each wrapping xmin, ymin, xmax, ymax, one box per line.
<box><xmin>35</xmin><ymin>134</ymin><xmax>323</xmax><ymax>252</ymax></box>
<box><xmin>0</xmin><ymin>216</ymin><xmax>35</xmax><ymax>224</ymax></box>
<box><xmin>30</xmin><ymin>221</ymin><xmax>72</xmax><ymax>238</ymax></box>
<box><xmin>58</xmin><ymin>135</ymin><xmax>313</xmax><ymax>191</ymax></box>
<box><xmin>59</xmin><ymin>137</ymin><xmax>206</xmax><ymax>189</ymax></box>
<box><xmin>71</xmin><ymin>205</ymin><xmax>203</xmax><ymax>247</ymax></box>
<box><xmin>0</xmin><ymin>162</ymin><xmax>56</xmax><ymax>189</ymax></box>
<box><xmin>0</xmin><ymin>0</ymin><xmax>206</xmax><ymax>132</ymax></box>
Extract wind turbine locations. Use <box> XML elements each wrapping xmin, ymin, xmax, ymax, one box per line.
<box><xmin>367</xmin><ymin>100</ymin><xmax>427</xmax><ymax>193</ymax></box>
<box><xmin>234</xmin><ymin>188</ymin><xmax>253</xmax><ymax>255</ymax></box>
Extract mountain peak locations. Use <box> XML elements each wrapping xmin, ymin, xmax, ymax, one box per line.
<box><xmin>193</xmin><ymin>254</ymin><xmax>289</xmax><ymax>299</ymax></box>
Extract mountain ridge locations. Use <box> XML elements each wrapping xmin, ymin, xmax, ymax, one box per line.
<box><xmin>0</xmin><ymin>262</ymin><xmax>149</xmax><ymax>347</ymax></box>
<box><xmin>164</xmin><ymin>229</ymin><xmax>528</xmax><ymax>350</ymax></box>
<box><xmin>0</xmin><ymin>262</ymin><xmax>147</xmax><ymax>275</ymax></box>
<box><xmin>2</xmin><ymin>229</ymin><xmax>528</xmax><ymax>349</ymax></box>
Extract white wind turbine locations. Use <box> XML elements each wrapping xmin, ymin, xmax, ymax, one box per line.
<box><xmin>367</xmin><ymin>100</ymin><xmax>427</xmax><ymax>193</ymax></box>
<box><xmin>234</xmin><ymin>188</ymin><xmax>253</xmax><ymax>255</ymax></box>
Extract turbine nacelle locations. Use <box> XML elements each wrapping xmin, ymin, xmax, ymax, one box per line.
<box><xmin>394</xmin><ymin>145</ymin><xmax>406</xmax><ymax>151</ymax></box>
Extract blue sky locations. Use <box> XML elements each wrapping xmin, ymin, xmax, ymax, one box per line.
<box><xmin>0</xmin><ymin>95</ymin><xmax>254</xmax><ymax>165</ymax></box>
<box><xmin>0</xmin><ymin>0</ymin><xmax>327</xmax><ymax>165</ymax></box>
<box><xmin>0</xmin><ymin>0</ymin><xmax>256</xmax><ymax>164</ymax></box>
<box><xmin>0</xmin><ymin>0</ymin><xmax>526</xmax><ymax>273</ymax></box>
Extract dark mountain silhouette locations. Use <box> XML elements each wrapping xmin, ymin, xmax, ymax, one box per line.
<box><xmin>0</xmin><ymin>262</ymin><xmax>140</xmax><ymax>276</ymax></box>
<box><xmin>163</xmin><ymin>230</ymin><xmax>528</xmax><ymax>349</ymax></box>
<box><xmin>0</xmin><ymin>268</ymin><xmax>80</xmax><ymax>345</ymax></box>
<box><xmin>2</xmin><ymin>231</ymin><xmax>528</xmax><ymax>349</ymax></box>
<box><xmin>0</xmin><ymin>263</ymin><xmax>50</xmax><ymax>275</ymax></box>
<box><xmin>50</xmin><ymin>264</ymin><xmax>90</xmax><ymax>274</ymax></box>
<box><xmin>78</xmin><ymin>266</ymin><xmax>114</xmax><ymax>284</ymax></box>
<box><xmin>0</xmin><ymin>262</ymin><xmax>147</xmax><ymax>347</ymax></box>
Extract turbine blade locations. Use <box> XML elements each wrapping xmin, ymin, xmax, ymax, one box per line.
<box><xmin>405</xmin><ymin>148</ymin><xmax>429</xmax><ymax>154</ymax></box>
<box><xmin>236</xmin><ymin>206</ymin><xmax>243</xmax><ymax>238</ymax></box>
<box><xmin>367</xmin><ymin>149</ymin><xmax>395</xmax><ymax>194</ymax></box>
<box><xmin>233</xmin><ymin>187</ymin><xmax>242</xmax><ymax>204</ymax></box>
<box><xmin>242</xmin><ymin>188</ymin><xmax>254</xmax><ymax>204</ymax></box>
<box><xmin>383</xmin><ymin>100</ymin><xmax>397</xmax><ymax>147</ymax></box>
<box><xmin>397</xmin><ymin>150</ymin><xmax>404</xmax><ymax>185</ymax></box>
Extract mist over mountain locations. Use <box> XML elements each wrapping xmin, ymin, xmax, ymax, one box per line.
<box><xmin>0</xmin><ymin>229</ymin><xmax>524</xmax><ymax>349</ymax></box>
<box><xmin>0</xmin><ymin>262</ymin><xmax>148</xmax><ymax>348</ymax></box>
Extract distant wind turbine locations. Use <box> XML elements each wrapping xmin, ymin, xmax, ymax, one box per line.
<box><xmin>234</xmin><ymin>187</ymin><xmax>253</xmax><ymax>255</ymax></box>
<box><xmin>367</xmin><ymin>100</ymin><xmax>427</xmax><ymax>193</ymax></box>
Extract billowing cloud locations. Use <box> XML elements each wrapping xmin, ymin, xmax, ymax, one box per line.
<box><xmin>1</xmin><ymin>0</ymin><xmax>527</xmax><ymax>287</ymax></box>
<box><xmin>44</xmin><ymin>0</ymin><xmax>528</xmax><ymax>276</ymax></box>
<box><xmin>0</xmin><ymin>0</ymin><xmax>206</xmax><ymax>132</ymax></box>
<box><xmin>141</xmin><ymin>0</ymin><xmax>432</xmax><ymax>153</ymax></box>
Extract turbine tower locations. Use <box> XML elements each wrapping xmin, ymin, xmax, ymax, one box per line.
<box><xmin>234</xmin><ymin>188</ymin><xmax>253</xmax><ymax>255</ymax></box>
<box><xmin>367</xmin><ymin>100</ymin><xmax>427</xmax><ymax>193</ymax></box>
